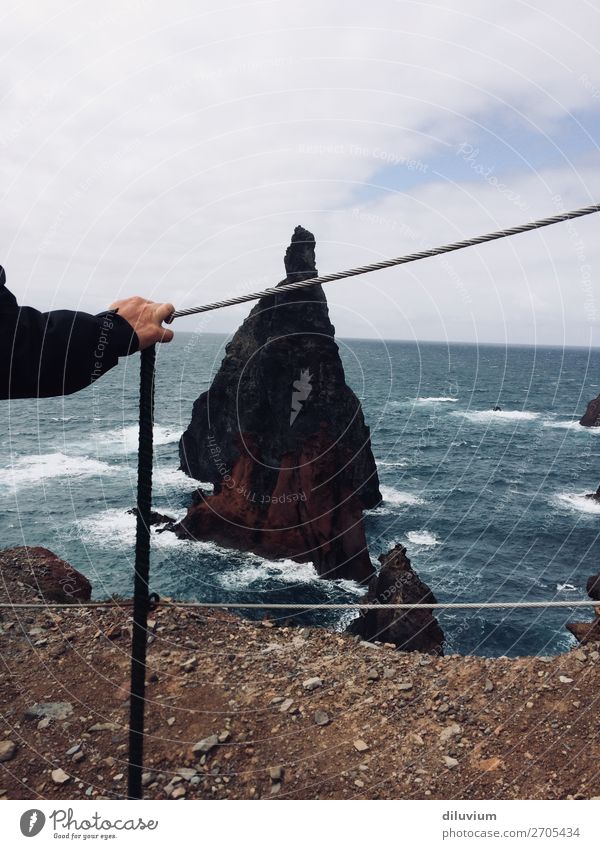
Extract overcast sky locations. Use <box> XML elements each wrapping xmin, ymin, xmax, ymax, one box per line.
<box><xmin>1</xmin><ymin>0</ymin><xmax>600</xmax><ymax>345</ymax></box>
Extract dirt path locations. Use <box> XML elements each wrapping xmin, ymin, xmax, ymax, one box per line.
<box><xmin>1</xmin><ymin>548</ymin><xmax>599</xmax><ymax>800</ymax></box>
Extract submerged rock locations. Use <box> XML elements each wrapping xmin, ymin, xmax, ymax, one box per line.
<box><xmin>579</xmin><ymin>393</ymin><xmax>600</xmax><ymax>427</ymax></box>
<box><xmin>176</xmin><ymin>226</ymin><xmax>381</xmax><ymax>581</ymax></box>
<box><xmin>347</xmin><ymin>544</ymin><xmax>444</xmax><ymax>654</ymax></box>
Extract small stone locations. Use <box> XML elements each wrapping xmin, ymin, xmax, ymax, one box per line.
<box><xmin>526</xmin><ymin>701</ymin><xmax>534</xmax><ymax>709</ymax></box>
<box><xmin>72</xmin><ymin>751</ymin><xmax>85</xmax><ymax>764</ymax></box>
<box><xmin>66</xmin><ymin>744</ymin><xmax>81</xmax><ymax>756</ymax></box>
<box><xmin>141</xmin><ymin>772</ymin><xmax>153</xmax><ymax>787</ymax></box>
<box><xmin>366</xmin><ymin>668</ymin><xmax>379</xmax><ymax>681</ymax></box>
<box><xmin>270</xmin><ymin>782</ymin><xmax>281</xmax><ymax>795</ymax></box>
<box><xmin>559</xmin><ymin>676</ymin><xmax>573</xmax><ymax>684</ymax></box>
<box><xmin>398</xmin><ymin>680</ymin><xmax>413</xmax><ymax>691</ymax></box>
<box><xmin>573</xmin><ymin>649</ymin><xmax>587</xmax><ymax>662</ymax></box>
<box><xmin>279</xmin><ymin>698</ymin><xmax>294</xmax><ymax>713</ymax></box>
<box><xmin>88</xmin><ymin>722</ymin><xmax>121</xmax><ymax>733</ymax></box>
<box><xmin>166</xmin><ymin>717</ymin><xmax>176</xmax><ymax>727</ymax></box>
<box><xmin>192</xmin><ymin>734</ymin><xmax>219</xmax><ymax>755</ymax></box>
<box><xmin>268</xmin><ymin>765</ymin><xmax>283</xmax><ymax>782</ymax></box>
<box><xmin>302</xmin><ymin>677</ymin><xmax>323</xmax><ymax>691</ymax></box>
<box><xmin>51</xmin><ymin>768</ymin><xmax>70</xmax><ymax>785</ymax></box>
<box><xmin>353</xmin><ymin>739</ymin><xmax>369</xmax><ymax>752</ymax></box>
<box><xmin>113</xmin><ymin>773</ymin><xmax>124</xmax><ymax>782</ymax></box>
<box><xmin>177</xmin><ymin>768</ymin><xmax>197</xmax><ymax>781</ymax></box>
<box><xmin>25</xmin><ymin>702</ymin><xmax>73</xmax><ymax>721</ymax></box>
<box><xmin>0</xmin><ymin>741</ymin><xmax>17</xmax><ymax>763</ymax></box>
<box><xmin>218</xmin><ymin>731</ymin><xmax>231</xmax><ymax>743</ymax></box>
<box><xmin>37</xmin><ymin>718</ymin><xmax>51</xmax><ymax>730</ymax></box>
<box><xmin>171</xmin><ymin>786</ymin><xmax>186</xmax><ymax>799</ymax></box>
<box><xmin>181</xmin><ymin>657</ymin><xmax>197</xmax><ymax>673</ymax></box>
<box><xmin>314</xmin><ymin>710</ymin><xmax>330</xmax><ymax>726</ymax></box>
<box><xmin>443</xmin><ymin>757</ymin><xmax>459</xmax><ymax>769</ymax></box>
<box><xmin>484</xmin><ymin>679</ymin><xmax>494</xmax><ymax>692</ymax></box>
<box><xmin>409</xmin><ymin>733</ymin><xmax>424</xmax><ymax>746</ymax></box>
<box><xmin>439</xmin><ymin>723</ymin><xmax>461</xmax><ymax>743</ymax></box>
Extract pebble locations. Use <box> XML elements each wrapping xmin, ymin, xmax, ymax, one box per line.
<box><xmin>439</xmin><ymin>723</ymin><xmax>461</xmax><ymax>743</ymax></box>
<box><xmin>25</xmin><ymin>702</ymin><xmax>73</xmax><ymax>721</ymax></box>
<box><xmin>177</xmin><ymin>768</ymin><xmax>197</xmax><ymax>781</ymax></box>
<box><xmin>268</xmin><ymin>766</ymin><xmax>283</xmax><ymax>782</ymax></box>
<box><xmin>0</xmin><ymin>741</ymin><xmax>16</xmax><ymax>763</ymax></box>
<box><xmin>72</xmin><ymin>751</ymin><xmax>85</xmax><ymax>764</ymax></box>
<box><xmin>559</xmin><ymin>676</ymin><xmax>573</xmax><ymax>684</ymax></box>
<box><xmin>279</xmin><ymin>698</ymin><xmax>294</xmax><ymax>713</ymax></box>
<box><xmin>484</xmin><ymin>679</ymin><xmax>494</xmax><ymax>692</ymax></box>
<box><xmin>66</xmin><ymin>744</ymin><xmax>81</xmax><ymax>756</ymax></box>
<box><xmin>141</xmin><ymin>772</ymin><xmax>153</xmax><ymax>787</ymax></box>
<box><xmin>171</xmin><ymin>786</ymin><xmax>186</xmax><ymax>799</ymax></box>
<box><xmin>398</xmin><ymin>680</ymin><xmax>413</xmax><ymax>691</ymax></box>
<box><xmin>353</xmin><ymin>739</ymin><xmax>369</xmax><ymax>752</ymax></box>
<box><xmin>303</xmin><ymin>677</ymin><xmax>323</xmax><ymax>691</ymax></box>
<box><xmin>51</xmin><ymin>768</ymin><xmax>71</xmax><ymax>785</ymax></box>
<box><xmin>367</xmin><ymin>668</ymin><xmax>380</xmax><ymax>682</ymax></box>
<box><xmin>166</xmin><ymin>717</ymin><xmax>176</xmax><ymax>727</ymax></box>
<box><xmin>88</xmin><ymin>722</ymin><xmax>121</xmax><ymax>733</ymax></box>
<box><xmin>314</xmin><ymin>710</ymin><xmax>330</xmax><ymax>726</ymax></box>
<box><xmin>192</xmin><ymin>734</ymin><xmax>219</xmax><ymax>755</ymax></box>
<box><xmin>443</xmin><ymin>757</ymin><xmax>459</xmax><ymax>769</ymax></box>
<box><xmin>218</xmin><ymin>731</ymin><xmax>231</xmax><ymax>743</ymax></box>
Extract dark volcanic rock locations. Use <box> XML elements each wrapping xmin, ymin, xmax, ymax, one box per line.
<box><xmin>127</xmin><ymin>507</ymin><xmax>176</xmax><ymax>526</ymax></box>
<box><xmin>176</xmin><ymin>225</ymin><xmax>381</xmax><ymax>581</ymax></box>
<box><xmin>347</xmin><ymin>544</ymin><xmax>444</xmax><ymax>654</ymax></box>
<box><xmin>579</xmin><ymin>393</ymin><xmax>600</xmax><ymax>427</ymax></box>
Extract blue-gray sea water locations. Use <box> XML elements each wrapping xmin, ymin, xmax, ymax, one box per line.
<box><xmin>1</xmin><ymin>332</ymin><xmax>599</xmax><ymax>657</ymax></box>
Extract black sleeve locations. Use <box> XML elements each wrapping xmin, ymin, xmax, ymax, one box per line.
<box><xmin>0</xmin><ymin>266</ymin><xmax>139</xmax><ymax>399</ymax></box>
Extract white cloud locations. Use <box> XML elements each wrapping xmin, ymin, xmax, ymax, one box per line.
<box><xmin>1</xmin><ymin>0</ymin><xmax>599</xmax><ymax>343</ymax></box>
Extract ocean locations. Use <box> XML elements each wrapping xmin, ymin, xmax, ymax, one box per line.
<box><xmin>1</xmin><ymin>331</ymin><xmax>599</xmax><ymax>657</ymax></box>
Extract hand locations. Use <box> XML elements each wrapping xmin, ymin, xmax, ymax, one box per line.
<box><xmin>109</xmin><ymin>296</ymin><xmax>175</xmax><ymax>350</ymax></box>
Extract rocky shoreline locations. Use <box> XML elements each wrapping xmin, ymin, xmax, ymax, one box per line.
<box><xmin>1</xmin><ymin>546</ymin><xmax>599</xmax><ymax>801</ymax></box>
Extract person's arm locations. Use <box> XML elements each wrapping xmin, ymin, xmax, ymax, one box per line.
<box><xmin>0</xmin><ymin>266</ymin><xmax>174</xmax><ymax>399</ymax></box>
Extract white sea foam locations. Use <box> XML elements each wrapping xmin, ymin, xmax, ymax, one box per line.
<box><xmin>455</xmin><ymin>410</ymin><xmax>540</xmax><ymax>424</ymax></box>
<box><xmin>406</xmin><ymin>529</ymin><xmax>440</xmax><ymax>547</ymax></box>
<box><xmin>414</xmin><ymin>396</ymin><xmax>458</xmax><ymax>404</ymax></box>
<box><xmin>218</xmin><ymin>557</ymin><xmax>318</xmax><ymax>590</ymax></box>
<box><xmin>93</xmin><ymin>424</ymin><xmax>181</xmax><ymax>453</ymax></box>
<box><xmin>544</xmin><ymin>419</ymin><xmax>600</xmax><ymax>433</ymax></box>
<box><xmin>554</xmin><ymin>492</ymin><xmax>600</xmax><ymax>516</ymax></box>
<box><xmin>379</xmin><ymin>485</ymin><xmax>424</xmax><ymax>506</ymax></box>
<box><xmin>70</xmin><ymin>507</ymin><xmax>192</xmax><ymax>549</ymax></box>
<box><xmin>0</xmin><ymin>452</ymin><xmax>112</xmax><ymax>490</ymax></box>
<box><xmin>556</xmin><ymin>582</ymin><xmax>577</xmax><ymax>593</ymax></box>
<box><xmin>376</xmin><ymin>459</ymin><xmax>408</xmax><ymax>468</ymax></box>
<box><xmin>153</xmin><ymin>466</ymin><xmax>212</xmax><ymax>491</ymax></box>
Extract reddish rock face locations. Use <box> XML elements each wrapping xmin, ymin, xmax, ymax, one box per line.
<box><xmin>0</xmin><ymin>546</ymin><xmax>91</xmax><ymax>603</ymax></box>
<box><xmin>176</xmin><ymin>226</ymin><xmax>380</xmax><ymax>582</ymax></box>
<box><xmin>176</xmin><ymin>428</ymin><xmax>374</xmax><ymax>582</ymax></box>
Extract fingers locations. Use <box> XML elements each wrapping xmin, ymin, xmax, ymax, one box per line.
<box><xmin>158</xmin><ymin>327</ymin><xmax>174</xmax><ymax>344</ymax></box>
<box><xmin>155</xmin><ymin>302</ymin><xmax>175</xmax><ymax>323</ymax></box>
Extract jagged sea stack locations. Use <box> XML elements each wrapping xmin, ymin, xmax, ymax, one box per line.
<box><xmin>176</xmin><ymin>226</ymin><xmax>381</xmax><ymax>581</ymax></box>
